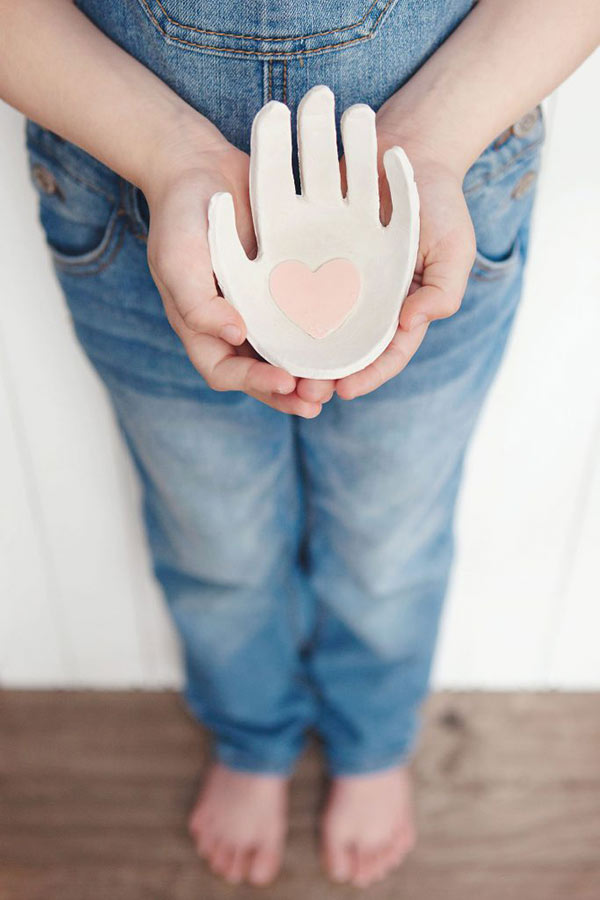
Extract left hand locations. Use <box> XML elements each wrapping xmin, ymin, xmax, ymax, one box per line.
<box><xmin>335</xmin><ymin>128</ymin><xmax>476</xmax><ymax>400</ymax></box>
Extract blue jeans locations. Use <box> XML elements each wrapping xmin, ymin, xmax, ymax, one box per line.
<box><xmin>25</xmin><ymin>0</ymin><xmax>544</xmax><ymax>774</ymax></box>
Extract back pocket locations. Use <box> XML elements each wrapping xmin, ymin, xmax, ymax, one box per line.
<box><xmin>136</xmin><ymin>0</ymin><xmax>399</xmax><ymax>56</ymax></box>
<box><xmin>465</xmin><ymin>106</ymin><xmax>545</xmax><ymax>277</ymax></box>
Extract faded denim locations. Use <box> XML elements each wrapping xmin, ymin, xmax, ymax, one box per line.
<box><xmin>25</xmin><ymin>0</ymin><xmax>544</xmax><ymax>774</ymax></box>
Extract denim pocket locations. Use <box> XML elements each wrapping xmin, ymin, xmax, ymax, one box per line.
<box><xmin>25</xmin><ymin>120</ymin><xmax>125</xmax><ymax>274</ymax></box>
<box><xmin>136</xmin><ymin>0</ymin><xmax>399</xmax><ymax>57</ymax></box>
<box><xmin>464</xmin><ymin>106</ymin><xmax>544</xmax><ymax>276</ymax></box>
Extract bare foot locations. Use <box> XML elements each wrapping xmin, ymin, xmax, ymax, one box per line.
<box><xmin>321</xmin><ymin>765</ymin><xmax>416</xmax><ymax>887</ymax></box>
<box><xmin>189</xmin><ymin>762</ymin><xmax>289</xmax><ymax>885</ymax></box>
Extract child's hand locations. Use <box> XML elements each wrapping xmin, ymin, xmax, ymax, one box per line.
<box><xmin>335</xmin><ymin>133</ymin><xmax>476</xmax><ymax>400</ymax></box>
<box><xmin>145</xmin><ymin>136</ymin><xmax>332</xmax><ymax>416</ymax></box>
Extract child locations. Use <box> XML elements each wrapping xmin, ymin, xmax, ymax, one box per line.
<box><xmin>1</xmin><ymin>0</ymin><xmax>598</xmax><ymax>888</ymax></box>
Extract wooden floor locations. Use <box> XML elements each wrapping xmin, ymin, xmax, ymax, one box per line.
<box><xmin>1</xmin><ymin>691</ymin><xmax>599</xmax><ymax>900</ymax></box>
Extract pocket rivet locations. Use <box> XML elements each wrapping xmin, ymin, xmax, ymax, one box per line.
<box><xmin>32</xmin><ymin>164</ymin><xmax>61</xmax><ymax>197</ymax></box>
<box><xmin>512</xmin><ymin>108</ymin><xmax>539</xmax><ymax>139</ymax></box>
<box><xmin>512</xmin><ymin>170</ymin><xmax>537</xmax><ymax>199</ymax></box>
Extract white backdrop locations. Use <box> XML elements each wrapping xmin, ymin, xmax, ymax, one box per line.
<box><xmin>1</xmin><ymin>54</ymin><xmax>598</xmax><ymax>690</ymax></box>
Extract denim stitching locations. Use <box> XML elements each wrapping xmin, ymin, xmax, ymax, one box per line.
<box><xmin>471</xmin><ymin>232</ymin><xmax>524</xmax><ymax>281</ymax></box>
<box><xmin>464</xmin><ymin>136</ymin><xmax>544</xmax><ymax>197</ymax></box>
<box><xmin>471</xmin><ymin>256</ymin><xmax>520</xmax><ymax>281</ymax></box>
<box><xmin>53</xmin><ymin>210</ymin><xmax>126</xmax><ymax>275</ymax></box>
<box><xmin>137</xmin><ymin>0</ymin><xmax>395</xmax><ymax>57</ymax></box>
<box><xmin>124</xmin><ymin>182</ymin><xmax>150</xmax><ymax>242</ymax></box>
<box><xmin>27</xmin><ymin>145</ymin><xmax>119</xmax><ymax>205</ymax></box>
<box><xmin>282</xmin><ymin>60</ymin><xmax>288</xmax><ymax>105</ymax></box>
<box><xmin>147</xmin><ymin>0</ymin><xmax>381</xmax><ymax>42</ymax></box>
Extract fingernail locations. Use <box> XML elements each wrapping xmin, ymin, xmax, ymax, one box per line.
<box><xmin>220</xmin><ymin>324</ymin><xmax>242</xmax><ymax>344</ymax></box>
<box><xmin>410</xmin><ymin>313</ymin><xmax>428</xmax><ymax>330</ymax></box>
<box><xmin>331</xmin><ymin>863</ymin><xmax>350</xmax><ymax>882</ymax></box>
<box><xmin>275</xmin><ymin>383</ymin><xmax>294</xmax><ymax>394</ymax></box>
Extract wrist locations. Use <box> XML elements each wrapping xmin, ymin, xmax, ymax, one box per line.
<box><xmin>138</xmin><ymin>100</ymin><xmax>232</xmax><ymax>201</ymax></box>
<box><xmin>375</xmin><ymin>61</ymin><xmax>495</xmax><ymax>183</ymax></box>
<box><xmin>376</xmin><ymin>106</ymin><xmax>475</xmax><ymax>184</ymax></box>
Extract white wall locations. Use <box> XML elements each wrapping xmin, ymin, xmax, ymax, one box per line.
<box><xmin>1</xmin><ymin>54</ymin><xmax>599</xmax><ymax>690</ymax></box>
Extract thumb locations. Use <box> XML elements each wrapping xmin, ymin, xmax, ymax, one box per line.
<box><xmin>399</xmin><ymin>242</ymin><xmax>474</xmax><ymax>331</ymax></box>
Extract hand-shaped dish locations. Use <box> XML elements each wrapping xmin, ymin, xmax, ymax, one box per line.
<box><xmin>208</xmin><ymin>85</ymin><xmax>419</xmax><ymax>380</ymax></box>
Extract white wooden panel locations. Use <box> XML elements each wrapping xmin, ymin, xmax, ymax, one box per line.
<box><xmin>435</xmin><ymin>52</ymin><xmax>600</xmax><ymax>688</ymax></box>
<box><xmin>0</xmin><ymin>103</ymin><xmax>150</xmax><ymax>686</ymax></box>
<box><xmin>0</xmin><ymin>337</ymin><xmax>67</xmax><ymax>684</ymax></box>
<box><xmin>538</xmin><ymin>58</ymin><xmax>600</xmax><ymax>688</ymax></box>
<box><xmin>549</xmin><ymin>415</ymin><xmax>600</xmax><ymax>688</ymax></box>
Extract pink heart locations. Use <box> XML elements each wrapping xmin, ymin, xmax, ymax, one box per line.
<box><xmin>269</xmin><ymin>258</ymin><xmax>360</xmax><ymax>339</ymax></box>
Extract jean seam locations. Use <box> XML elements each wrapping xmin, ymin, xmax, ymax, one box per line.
<box><xmin>464</xmin><ymin>137</ymin><xmax>544</xmax><ymax>197</ymax></box>
<box><xmin>137</xmin><ymin>0</ymin><xmax>396</xmax><ymax>58</ymax></box>
<box><xmin>148</xmin><ymin>0</ymin><xmax>382</xmax><ymax>42</ymax></box>
<box><xmin>51</xmin><ymin>207</ymin><xmax>126</xmax><ymax>274</ymax></box>
<box><xmin>26</xmin><ymin>141</ymin><xmax>120</xmax><ymax>206</ymax></box>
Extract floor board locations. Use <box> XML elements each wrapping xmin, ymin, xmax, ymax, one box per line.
<box><xmin>1</xmin><ymin>691</ymin><xmax>599</xmax><ymax>899</ymax></box>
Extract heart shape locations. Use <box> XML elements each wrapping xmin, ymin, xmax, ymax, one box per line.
<box><xmin>269</xmin><ymin>258</ymin><xmax>361</xmax><ymax>339</ymax></box>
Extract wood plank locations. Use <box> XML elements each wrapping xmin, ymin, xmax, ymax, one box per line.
<box><xmin>1</xmin><ymin>691</ymin><xmax>600</xmax><ymax>900</ymax></box>
<box><xmin>4</xmin><ymin>691</ymin><xmax>600</xmax><ymax>784</ymax></box>
<box><xmin>2</xmin><ymin>862</ymin><xmax>600</xmax><ymax>900</ymax></box>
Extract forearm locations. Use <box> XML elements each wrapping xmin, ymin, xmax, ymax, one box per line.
<box><xmin>379</xmin><ymin>0</ymin><xmax>600</xmax><ymax>177</ymax></box>
<box><xmin>0</xmin><ymin>0</ymin><xmax>223</xmax><ymax>195</ymax></box>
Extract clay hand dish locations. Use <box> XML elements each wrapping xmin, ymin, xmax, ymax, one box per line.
<box><xmin>208</xmin><ymin>85</ymin><xmax>419</xmax><ymax>380</ymax></box>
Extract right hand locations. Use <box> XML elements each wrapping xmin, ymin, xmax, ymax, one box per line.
<box><xmin>144</xmin><ymin>131</ymin><xmax>333</xmax><ymax>416</ymax></box>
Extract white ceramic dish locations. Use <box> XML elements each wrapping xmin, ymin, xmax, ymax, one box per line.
<box><xmin>208</xmin><ymin>85</ymin><xmax>419</xmax><ymax>380</ymax></box>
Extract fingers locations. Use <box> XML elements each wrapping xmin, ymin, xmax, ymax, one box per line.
<box><xmin>297</xmin><ymin>85</ymin><xmax>342</xmax><ymax>204</ymax></box>
<box><xmin>253</xmin><ymin>388</ymin><xmax>323</xmax><ymax>418</ymax></box>
<box><xmin>399</xmin><ymin>284</ymin><xmax>462</xmax><ymax>331</ymax></box>
<box><xmin>398</xmin><ymin>244</ymin><xmax>474</xmax><ymax>331</ymax></box>
<box><xmin>182</xmin><ymin>331</ymin><xmax>324</xmax><ymax>417</ymax></box>
<box><xmin>184</xmin><ymin>335</ymin><xmax>333</xmax><ymax>419</ymax></box>
<box><xmin>249</xmin><ymin>101</ymin><xmax>297</xmax><ymax>246</ymax></box>
<box><xmin>296</xmin><ymin>377</ymin><xmax>336</xmax><ymax>403</ymax></box>
<box><xmin>341</xmin><ymin>104</ymin><xmax>380</xmax><ymax>221</ymax></box>
<box><xmin>383</xmin><ymin>147</ymin><xmax>420</xmax><ymax>241</ymax></box>
<box><xmin>187</xmin><ymin>333</ymin><xmax>295</xmax><ymax>394</ymax></box>
<box><xmin>174</xmin><ymin>313</ymin><xmax>329</xmax><ymax>415</ymax></box>
<box><xmin>149</xmin><ymin>247</ymin><xmax>247</xmax><ymax>346</ymax></box>
<box><xmin>335</xmin><ymin>320</ymin><xmax>428</xmax><ymax>400</ymax></box>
